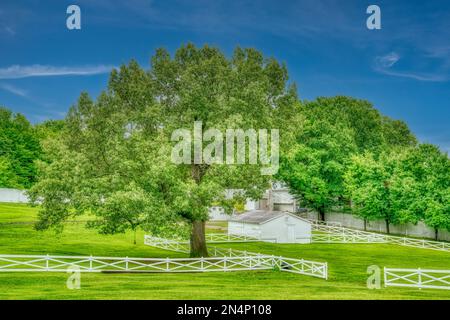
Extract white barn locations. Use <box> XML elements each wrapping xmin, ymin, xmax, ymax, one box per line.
<box><xmin>228</xmin><ymin>210</ymin><xmax>312</xmax><ymax>243</ymax></box>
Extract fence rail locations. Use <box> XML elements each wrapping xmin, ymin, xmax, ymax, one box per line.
<box><xmin>312</xmin><ymin>233</ymin><xmax>386</xmax><ymax>244</ymax></box>
<box><xmin>384</xmin><ymin>268</ymin><xmax>450</xmax><ymax>290</ymax></box>
<box><xmin>144</xmin><ymin>236</ymin><xmax>190</xmax><ymax>253</ymax></box>
<box><xmin>205</xmin><ymin>233</ymin><xmax>261</xmax><ymax>243</ymax></box>
<box><xmin>144</xmin><ymin>235</ymin><xmax>327</xmax><ymax>279</ymax></box>
<box><xmin>311</xmin><ymin>224</ymin><xmax>450</xmax><ymax>252</ymax></box>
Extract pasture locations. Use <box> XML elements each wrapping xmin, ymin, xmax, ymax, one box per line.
<box><xmin>0</xmin><ymin>203</ymin><xmax>449</xmax><ymax>300</ymax></box>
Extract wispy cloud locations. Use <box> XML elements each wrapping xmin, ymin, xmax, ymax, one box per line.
<box><xmin>373</xmin><ymin>52</ymin><xmax>448</xmax><ymax>82</ymax></box>
<box><xmin>0</xmin><ymin>64</ymin><xmax>115</xmax><ymax>79</ymax></box>
<box><xmin>0</xmin><ymin>83</ymin><xmax>27</xmax><ymax>97</ymax></box>
<box><xmin>375</xmin><ymin>52</ymin><xmax>400</xmax><ymax>68</ymax></box>
<box><xmin>4</xmin><ymin>26</ymin><xmax>15</xmax><ymax>36</ymax></box>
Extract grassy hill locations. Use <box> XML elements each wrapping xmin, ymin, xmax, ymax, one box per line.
<box><xmin>0</xmin><ymin>203</ymin><xmax>449</xmax><ymax>300</ymax></box>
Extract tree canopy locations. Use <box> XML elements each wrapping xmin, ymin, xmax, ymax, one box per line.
<box><xmin>29</xmin><ymin>44</ymin><xmax>299</xmax><ymax>256</ymax></box>
<box><xmin>278</xmin><ymin>96</ymin><xmax>418</xmax><ymax>221</ymax></box>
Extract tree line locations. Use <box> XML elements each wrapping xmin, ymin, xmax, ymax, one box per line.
<box><xmin>277</xmin><ymin>97</ymin><xmax>449</xmax><ymax>240</ymax></box>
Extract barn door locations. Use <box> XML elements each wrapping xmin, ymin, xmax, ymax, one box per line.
<box><xmin>287</xmin><ymin>224</ymin><xmax>295</xmax><ymax>242</ymax></box>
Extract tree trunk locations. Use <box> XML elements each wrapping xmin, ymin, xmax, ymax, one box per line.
<box><xmin>133</xmin><ymin>228</ymin><xmax>137</xmax><ymax>245</ymax></box>
<box><xmin>435</xmin><ymin>228</ymin><xmax>438</xmax><ymax>241</ymax></box>
<box><xmin>190</xmin><ymin>220</ymin><xmax>208</xmax><ymax>257</ymax></box>
<box><xmin>385</xmin><ymin>219</ymin><xmax>390</xmax><ymax>234</ymax></box>
<box><xmin>363</xmin><ymin>218</ymin><xmax>367</xmax><ymax>231</ymax></box>
<box><xmin>318</xmin><ymin>206</ymin><xmax>325</xmax><ymax>222</ymax></box>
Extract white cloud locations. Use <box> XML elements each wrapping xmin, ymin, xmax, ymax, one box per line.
<box><xmin>0</xmin><ymin>64</ymin><xmax>115</xmax><ymax>79</ymax></box>
<box><xmin>373</xmin><ymin>52</ymin><xmax>448</xmax><ymax>82</ymax></box>
<box><xmin>375</xmin><ymin>52</ymin><xmax>400</xmax><ymax>68</ymax></box>
<box><xmin>0</xmin><ymin>83</ymin><xmax>27</xmax><ymax>97</ymax></box>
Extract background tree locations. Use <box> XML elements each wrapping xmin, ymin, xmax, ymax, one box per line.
<box><xmin>280</xmin><ymin>96</ymin><xmax>418</xmax><ymax>222</ymax></box>
<box><xmin>345</xmin><ymin>145</ymin><xmax>449</xmax><ymax>238</ymax></box>
<box><xmin>344</xmin><ymin>151</ymin><xmax>404</xmax><ymax>233</ymax></box>
<box><xmin>0</xmin><ymin>156</ymin><xmax>20</xmax><ymax>188</ymax></box>
<box><xmin>381</xmin><ymin>117</ymin><xmax>417</xmax><ymax>148</ymax></box>
<box><xmin>29</xmin><ymin>44</ymin><xmax>298</xmax><ymax>257</ymax></box>
<box><xmin>0</xmin><ymin>107</ymin><xmax>41</xmax><ymax>189</ymax></box>
<box><xmin>35</xmin><ymin>119</ymin><xmax>65</xmax><ymax>141</ymax></box>
<box><xmin>397</xmin><ymin>144</ymin><xmax>450</xmax><ymax>239</ymax></box>
<box><xmin>278</xmin><ymin>118</ymin><xmax>357</xmax><ymax>220</ymax></box>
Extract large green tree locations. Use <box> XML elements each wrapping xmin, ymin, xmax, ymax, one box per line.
<box><xmin>29</xmin><ymin>44</ymin><xmax>298</xmax><ymax>256</ymax></box>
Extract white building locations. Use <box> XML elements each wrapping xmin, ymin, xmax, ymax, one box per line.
<box><xmin>228</xmin><ymin>210</ymin><xmax>312</xmax><ymax>243</ymax></box>
<box><xmin>208</xmin><ymin>182</ymin><xmax>298</xmax><ymax>221</ymax></box>
<box><xmin>208</xmin><ymin>206</ymin><xmax>231</xmax><ymax>221</ymax></box>
<box><xmin>0</xmin><ymin>188</ymin><xmax>29</xmax><ymax>203</ymax></box>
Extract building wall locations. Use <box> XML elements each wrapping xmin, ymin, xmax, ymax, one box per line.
<box><xmin>228</xmin><ymin>215</ymin><xmax>312</xmax><ymax>243</ymax></box>
<box><xmin>273</xmin><ymin>203</ymin><xmax>295</xmax><ymax>212</ymax></box>
<box><xmin>303</xmin><ymin>211</ymin><xmax>450</xmax><ymax>241</ymax></box>
<box><xmin>228</xmin><ymin>221</ymin><xmax>261</xmax><ymax>239</ymax></box>
<box><xmin>260</xmin><ymin>215</ymin><xmax>311</xmax><ymax>243</ymax></box>
<box><xmin>271</xmin><ymin>190</ymin><xmax>295</xmax><ymax>205</ymax></box>
<box><xmin>0</xmin><ymin>188</ymin><xmax>29</xmax><ymax>203</ymax></box>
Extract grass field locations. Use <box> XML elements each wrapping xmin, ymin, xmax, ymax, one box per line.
<box><xmin>0</xmin><ymin>203</ymin><xmax>449</xmax><ymax>300</ymax></box>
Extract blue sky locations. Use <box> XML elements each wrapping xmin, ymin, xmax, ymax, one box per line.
<box><xmin>0</xmin><ymin>0</ymin><xmax>449</xmax><ymax>152</ymax></box>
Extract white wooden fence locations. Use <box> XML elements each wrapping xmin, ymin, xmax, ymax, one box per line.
<box><xmin>0</xmin><ymin>254</ymin><xmax>274</xmax><ymax>273</ymax></box>
<box><xmin>311</xmin><ymin>224</ymin><xmax>450</xmax><ymax>252</ymax></box>
<box><xmin>0</xmin><ymin>235</ymin><xmax>328</xmax><ymax>278</ymax></box>
<box><xmin>144</xmin><ymin>235</ymin><xmax>328</xmax><ymax>279</ymax></box>
<box><xmin>384</xmin><ymin>268</ymin><xmax>450</xmax><ymax>290</ymax></box>
<box><xmin>0</xmin><ymin>251</ymin><xmax>327</xmax><ymax>279</ymax></box>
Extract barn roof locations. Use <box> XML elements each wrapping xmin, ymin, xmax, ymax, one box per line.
<box><xmin>230</xmin><ymin>210</ymin><xmax>309</xmax><ymax>225</ymax></box>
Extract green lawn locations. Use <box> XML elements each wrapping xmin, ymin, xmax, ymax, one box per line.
<box><xmin>0</xmin><ymin>203</ymin><xmax>449</xmax><ymax>300</ymax></box>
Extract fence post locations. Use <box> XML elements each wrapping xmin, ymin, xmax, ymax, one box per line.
<box><xmin>383</xmin><ymin>267</ymin><xmax>387</xmax><ymax>287</ymax></box>
<box><xmin>89</xmin><ymin>255</ymin><xmax>93</xmax><ymax>271</ymax></box>
<box><xmin>418</xmin><ymin>268</ymin><xmax>422</xmax><ymax>289</ymax></box>
<box><xmin>46</xmin><ymin>254</ymin><xmax>49</xmax><ymax>271</ymax></box>
<box><xmin>166</xmin><ymin>258</ymin><xmax>169</xmax><ymax>271</ymax></box>
<box><xmin>125</xmin><ymin>256</ymin><xmax>129</xmax><ymax>271</ymax></box>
